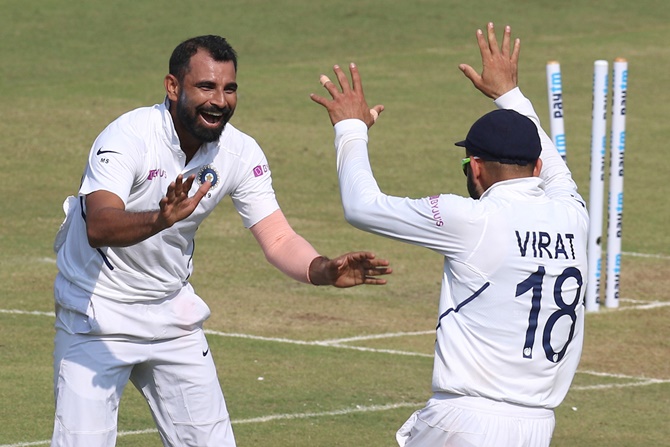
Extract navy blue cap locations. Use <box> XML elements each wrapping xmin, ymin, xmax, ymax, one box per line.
<box><xmin>455</xmin><ymin>109</ymin><xmax>541</xmax><ymax>165</ymax></box>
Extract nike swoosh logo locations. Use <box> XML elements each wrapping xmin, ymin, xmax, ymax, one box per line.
<box><xmin>202</xmin><ymin>348</ymin><xmax>209</xmax><ymax>357</ymax></box>
<box><xmin>96</xmin><ymin>147</ymin><xmax>121</xmax><ymax>156</ymax></box>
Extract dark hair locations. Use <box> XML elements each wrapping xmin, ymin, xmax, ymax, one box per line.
<box><xmin>169</xmin><ymin>35</ymin><xmax>238</xmax><ymax>81</ymax></box>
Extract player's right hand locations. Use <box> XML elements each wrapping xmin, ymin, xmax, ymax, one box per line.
<box><xmin>157</xmin><ymin>174</ymin><xmax>210</xmax><ymax>228</ymax></box>
<box><xmin>310</xmin><ymin>63</ymin><xmax>384</xmax><ymax>128</ymax></box>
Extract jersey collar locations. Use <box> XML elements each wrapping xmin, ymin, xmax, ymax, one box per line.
<box><xmin>480</xmin><ymin>177</ymin><xmax>545</xmax><ymax>200</ymax></box>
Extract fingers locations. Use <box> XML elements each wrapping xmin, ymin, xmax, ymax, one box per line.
<box><xmin>345</xmin><ymin>252</ymin><xmax>392</xmax><ymax>275</ymax></box>
<box><xmin>169</xmin><ymin>174</ymin><xmax>192</xmax><ymax>201</ymax></box>
<box><xmin>362</xmin><ymin>264</ymin><xmax>392</xmax><ymax>285</ymax></box>
<box><xmin>312</xmin><ymin>63</ymin><xmax>382</xmax><ymax>127</ymax></box>
<box><xmin>316</xmin><ymin>64</ymin><xmax>351</xmax><ymax>93</ymax></box>
<box><xmin>173</xmin><ymin>174</ymin><xmax>183</xmax><ymax>193</ymax></box>
<box><xmin>192</xmin><ymin>179</ymin><xmax>211</xmax><ymax>203</ymax></box>
<box><xmin>475</xmin><ymin>28</ymin><xmax>489</xmax><ymax>58</ymax></box>
<box><xmin>459</xmin><ymin>63</ymin><xmax>481</xmax><ymax>85</ymax></box>
<box><xmin>173</xmin><ymin>174</ymin><xmax>187</xmax><ymax>197</ymax></box>
<box><xmin>367</xmin><ymin>265</ymin><xmax>392</xmax><ymax>275</ymax></box>
<box><xmin>165</xmin><ymin>175</ymin><xmax>183</xmax><ymax>203</ymax></box>
<box><xmin>320</xmin><ymin>63</ymin><xmax>359</xmax><ymax>95</ymax></box>
<box><xmin>501</xmin><ymin>25</ymin><xmax>520</xmax><ymax>64</ymax></box>
<box><xmin>333</xmin><ymin>64</ymin><xmax>351</xmax><ymax>93</ymax></box>
<box><xmin>370</xmin><ymin>105</ymin><xmax>384</xmax><ymax>123</ymax></box>
<box><xmin>364</xmin><ymin>277</ymin><xmax>388</xmax><ymax>285</ymax></box>
<box><xmin>501</xmin><ymin>25</ymin><xmax>511</xmax><ymax>58</ymax></box>
<box><xmin>318</xmin><ymin>72</ymin><xmax>339</xmax><ymax>97</ymax></box>
<box><xmin>486</xmin><ymin>22</ymin><xmax>500</xmax><ymax>56</ymax></box>
<box><xmin>349</xmin><ymin>63</ymin><xmax>363</xmax><ymax>93</ymax></box>
<box><xmin>511</xmin><ymin>36</ymin><xmax>521</xmax><ymax>65</ymax></box>
<box><xmin>310</xmin><ymin>68</ymin><xmax>344</xmax><ymax>105</ymax></box>
<box><xmin>181</xmin><ymin>174</ymin><xmax>196</xmax><ymax>193</ymax></box>
<box><xmin>165</xmin><ymin>174</ymin><xmax>205</xmax><ymax>207</ymax></box>
<box><xmin>366</xmin><ymin>257</ymin><xmax>391</xmax><ymax>269</ymax></box>
<box><xmin>344</xmin><ymin>251</ymin><xmax>375</xmax><ymax>262</ymax></box>
<box><xmin>309</xmin><ymin>92</ymin><xmax>329</xmax><ymax>107</ymax></box>
<box><xmin>478</xmin><ymin>23</ymin><xmax>515</xmax><ymax>59</ymax></box>
<box><xmin>165</xmin><ymin>181</ymin><xmax>176</xmax><ymax>202</ymax></box>
<box><xmin>488</xmin><ymin>23</ymin><xmax>518</xmax><ymax>62</ymax></box>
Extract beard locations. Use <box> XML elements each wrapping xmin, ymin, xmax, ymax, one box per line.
<box><xmin>466</xmin><ymin>171</ymin><xmax>481</xmax><ymax>199</ymax></box>
<box><xmin>176</xmin><ymin>91</ymin><xmax>233</xmax><ymax>143</ymax></box>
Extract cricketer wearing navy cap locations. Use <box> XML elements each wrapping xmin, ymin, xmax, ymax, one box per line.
<box><xmin>312</xmin><ymin>22</ymin><xmax>588</xmax><ymax>447</ymax></box>
<box><xmin>455</xmin><ymin>108</ymin><xmax>543</xmax><ymax>199</ymax></box>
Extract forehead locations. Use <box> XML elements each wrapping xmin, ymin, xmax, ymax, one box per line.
<box><xmin>184</xmin><ymin>49</ymin><xmax>236</xmax><ymax>83</ymax></box>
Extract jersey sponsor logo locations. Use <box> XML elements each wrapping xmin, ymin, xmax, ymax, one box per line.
<box><xmin>252</xmin><ymin>164</ymin><xmax>268</xmax><ymax>178</ymax></box>
<box><xmin>197</xmin><ymin>165</ymin><xmax>219</xmax><ymax>190</ymax></box>
<box><xmin>96</xmin><ymin>147</ymin><xmax>121</xmax><ymax>156</ymax></box>
<box><xmin>429</xmin><ymin>195</ymin><xmax>444</xmax><ymax>226</ymax></box>
<box><xmin>147</xmin><ymin>169</ymin><xmax>167</xmax><ymax>180</ymax></box>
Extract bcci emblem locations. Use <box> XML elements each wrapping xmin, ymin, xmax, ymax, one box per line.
<box><xmin>197</xmin><ymin>165</ymin><xmax>219</xmax><ymax>190</ymax></box>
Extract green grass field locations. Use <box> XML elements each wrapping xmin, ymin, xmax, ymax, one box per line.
<box><xmin>1</xmin><ymin>0</ymin><xmax>669</xmax><ymax>445</ymax></box>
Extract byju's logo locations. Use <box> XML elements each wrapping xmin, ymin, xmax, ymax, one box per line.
<box><xmin>147</xmin><ymin>169</ymin><xmax>167</xmax><ymax>180</ymax></box>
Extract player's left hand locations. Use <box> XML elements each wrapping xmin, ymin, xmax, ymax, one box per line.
<box><xmin>310</xmin><ymin>63</ymin><xmax>384</xmax><ymax>128</ymax></box>
<box><xmin>309</xmin><ymin>252</ymin><xmax>392</xmax><ymax>287</ymax></box>
<box><xmin>459</xmin><ymin>22</ymin><xmax>519</xmax><ymax>100</ymax></box>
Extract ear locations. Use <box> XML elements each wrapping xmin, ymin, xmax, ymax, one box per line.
<box><xmin>470</xmin><ymin>157</ymin><xmax>484</xmax><ymax>179</ymax></box>
<box><xmin>533</xmin><ymin>158</ymin><xmax>543</xmax><ymax>177</ymax></box>
<box><xmin>164</xmin><ymin>74</ymin><xmax>180</xmax><ymax>102</ymax></box>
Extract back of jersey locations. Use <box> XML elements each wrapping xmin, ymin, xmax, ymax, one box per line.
<box><xmin>432</xmin><ymin>179</ymin><xmax>588</xmax><ymax>409</ymax></box>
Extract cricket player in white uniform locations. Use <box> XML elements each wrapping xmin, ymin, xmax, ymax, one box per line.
<box><xmin>311</xmin><ymin>23</ymin><xmax>588</xmax><ymax>446</ymax></box>
<box><xmin>51</xmin><ymin>35</ymin><xmax>391</xmax><ymax>447</ymax></box>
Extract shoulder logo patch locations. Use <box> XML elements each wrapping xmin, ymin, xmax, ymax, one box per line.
<box><xmin>197</xmin><ymin>165</ymin><xmax>219</xmax><ymax>190</ymax></box>
<box><xmin>253</xmin><ymin>164</ymin><xmax>269</xmax><ymax>177</ymax></box>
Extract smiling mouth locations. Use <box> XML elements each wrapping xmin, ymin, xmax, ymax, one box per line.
<box><xmin>200</xmin><ymin>110</ymin><xmax>224</xmax><ymax>125</ymax></box>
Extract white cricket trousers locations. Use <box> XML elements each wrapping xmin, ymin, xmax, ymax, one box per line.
<box><xmin>51</xmin><ymin>328</ymin><xmax>236</xmax><ymax>447</ymax></box>
<box><xmin>396</xmin><ymin>393</ymin><xmax>555</xmax><ymax>447</ymax></box>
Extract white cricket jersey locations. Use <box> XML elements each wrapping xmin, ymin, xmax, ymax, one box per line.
<box><xmin>56</xmin><ymin>98</ymin><xmax>279</xmax><ymax>302</ymax></box>
<box><xmin>333</xmin><ymin>88</ymin><xmax>588</xmax><ymax>409</ymax></box>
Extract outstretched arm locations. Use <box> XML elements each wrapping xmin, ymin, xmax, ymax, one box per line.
<box><xmin>250</xmin><ymin>209</ymin><xmax>391</xmax><ymax>287</ymax></box>
<box><xmin>460</xmin><ymin>23</ymin><xmax>583</xmax><ymax>202</ymax></box>
<box><xmin>85</xmin><ymin>174</ymin><xmax>210</xmax><ymax>248</ymax></box>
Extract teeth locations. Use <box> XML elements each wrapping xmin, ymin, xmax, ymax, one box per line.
<box><xmin>203</xmin><ymin>111</ymin><xmax>223</xmax><ymax>117</ymax></box>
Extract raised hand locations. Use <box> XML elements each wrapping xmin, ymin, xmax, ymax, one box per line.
<box><xmin>309</xmin><ymin>251</ymin><xmax>392</xmax><ymax>287</ymax></box>
<box><xmin>310</xmin><ymin>63</ymin><xmax>384</xmax><ymax>128</ymax></box>
<box><xmin>157</xmin><ymin>174</ymin><xmax>211</xmax><ymax>228</ymax></box>
<box><xmin>459</xmin><ymin>23</ymin><xmax>520</xmax><ymax>100</ymax></box>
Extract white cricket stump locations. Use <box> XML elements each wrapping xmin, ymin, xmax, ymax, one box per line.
<box><xmin>546</xmin><ymin>61</ymin><xmax>567</xmax><ymax>161</ymax></box>
<box><xmin>605</xmin><ymin>58</ymin><xmax>628</xmax><ymax>309</ymax></box>
<box><xmin>585</xmin><ymin>60</ymin><xmax>609</xmax><ymax>312</ymax></box>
